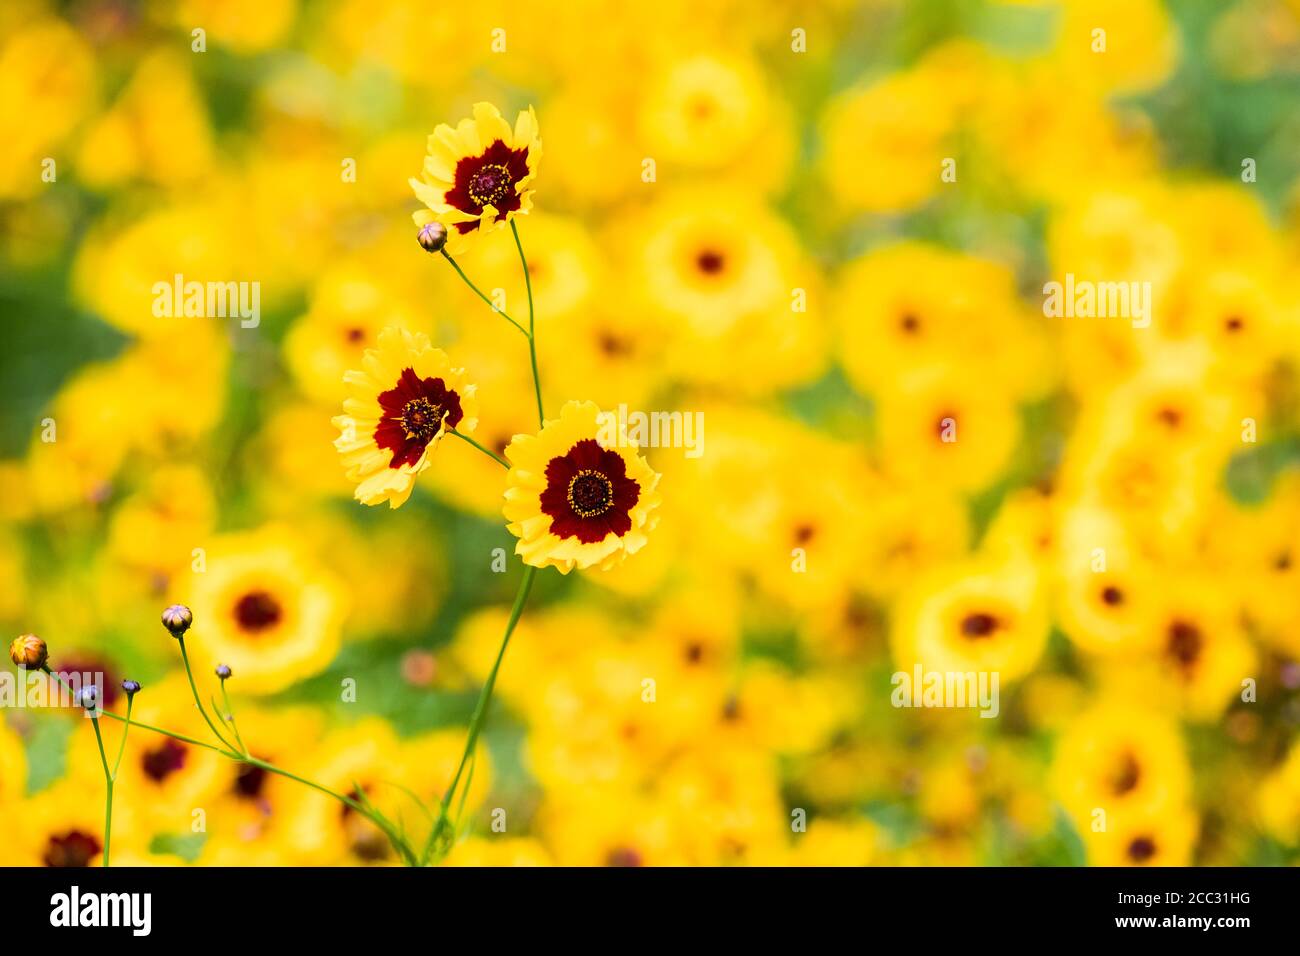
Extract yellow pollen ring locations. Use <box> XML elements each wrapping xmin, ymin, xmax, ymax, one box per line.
<box><xmin>567</xmin><ymin>469</ymin><xmax>614</xmax><ymax>518</ymax></box>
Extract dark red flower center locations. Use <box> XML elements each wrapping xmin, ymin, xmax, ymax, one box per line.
<box><xmin>401</xmin><ymin>397</ymin><xmax>443</xmax><ymax>441</ymax></box>
<box><xmin>235</xmin><ymin>590</ymin><xmax>282</xmax><ymax>633</ymax></box>
<box><xmin>141</xmin><ymin>739</ymin><xmax>188</xmax><ymax>783</ymax></box>
<box><xmin>234</xmin><ymin>762</ymin><xmax>268</xmax><ymax>799</ymax></box>
<box><xmin>1127</xmin><ymin>836</ymin><xmax>1157</xmax><ymax>863</ymax></box>
<box><xmin>1111</xmin><ymin>751</ymin><xmax>1141</xmax><ymax>796</ymax></box>
<box><xmin>446</xmin><ymin>139</ymin><xmax>529</xmax><ymax>234</ymax></box>
<box><xmin>568</xmin><ymin>469</ymin><xmax>614</xmax><ymax>518</ymax></box>
<box><xmin>539</xmin><ymin>439</ymin><xmax>640</xmax><ymax>544</ymax></box>
<box><xmin>43</xmin><ymin>830</ymin><xmax>102</xmax><ymax>867</ymax></box>
<box><xmin>375</xmin><ymin>367</ymin><xmax>464</xmax><ymax>469</ymax></box>
<box><xmin>468</xmin><ymin>163</ymin><xmax>512</xmax><ymax>208</ymax></box>
<box><xmin>605</xmin><ymin>846</ymin><xmax>644</xmax><ymax>867</ymax></box>
<box><xmin>960</xmin><ymin>612</ymin><xmax>999</xmax><ymax>638</ymax></box>
<box><xmin>696</xmin><ymin>249</ymin><xmax>726</xmax><ymax>275</ymax></box>
<box><xmin>1166</xmin><ymin>620</ymin><xmax>1202</xmax><ymax>669</ymax></box>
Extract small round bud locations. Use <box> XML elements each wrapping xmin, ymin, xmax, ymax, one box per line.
<box><xmin>215</xmin><ymin>664</ymin><xmax>232</xmax><ymax>680</ymax></box>
<box><xmin>417</xmin><ymin>221</ymin><xmax>448</xmax><ymax>253</ymax></box>
<box><xmin>77</xmin><ymin>685</ymin><xmax>99</xmax><ymax>711</ymax></box>
<box><xmin>122</xmin><ymin>679</ymin><xmax>142</xmax><ymax>696</ymax></box>
<box><xmin>161</xmin><ymin>604</ymin><xmax>193</xmax><ymax>638</ymax></box>
<box><xmin>9</xmin><ymin>634</ymin><xmax>48</xmax><ymax>669</ymax></box>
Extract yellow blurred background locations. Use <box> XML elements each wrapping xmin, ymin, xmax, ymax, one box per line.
<box><xmin>3</xmin><ymin>0</ymin><xmax>1300</xmax><ymax>866</ymax></box>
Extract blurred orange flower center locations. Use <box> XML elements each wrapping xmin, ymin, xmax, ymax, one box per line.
<box><xmin>141</xmin><ymin>739</ymin><xmax>188</xmax><ymax>783</ymax></box>
<box><xmin>960</xmin><ymin>612</ymin><xmax>1000</xmax><ymax>639</ymax></box>
<box><xmin>696</xmin><ymin>249</ymin><xmax>726</xmax><ymax>275</ymax></box>
<box><xmin>234</xmin><ymin>589</ymin><xmax>283</xmax><ymax>633</ymax></box>
<box><xmin>43</xmin><ymin>830</ymin><xmax>102</xmax><ymax>868</ymax></box>
<box><xmin>1166</xmin><ymin>620</ymin><xmax>1203</xmax><ymax>669</ymax></box>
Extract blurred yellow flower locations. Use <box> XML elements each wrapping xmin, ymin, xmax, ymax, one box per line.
<box><xmin>186</xmin><ymin>526</ymin><xmax>347</xmax><ymax>694</ymax></box>
<box><xmin>892</xmin><ymin>554</ymin><xmax>1049</xmax><ymax>683</ymax></box>
<box><xmin>0</xmin><ymin>18</ymin><xmax>96</xmax><ymax>200</ymax></box>
<box><xmin>285</xmin><ymin>266</ymin><xmax>427</xmax><ymax>404</ymax></box>
<box><xmin>76</xmin><ymin>50</ymin><xmax>214</xmax><ymax>189</ymax></box>
<box><xmin>1052</xmin><ymin>701</ymin><xmax>1192</xmax><ymax>829</ymax></box>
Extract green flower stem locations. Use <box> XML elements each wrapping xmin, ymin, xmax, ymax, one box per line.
<box><xmin>423</xmin><ymin>563</ymin><xmax>537</xmax><ymax>864</ymax></box>
<box><xmin>452</xmin><ymin>750</ymin><xmax>477</xmax><ymax>835</ymax></box>
<box><xmin>511</xmin><ymin>221</ymin><xmax>544</xmax><ymax>426</ymax></box>
<box><xmin>450</xmin><ymin>429</ymin><xmax>509</xmax><ymax>468</ymax></box>
<box><xmin>440</xmin><ymin>249</ymin><xmax>530</xmax><ymax>337</ymax></box>
<box><xmin>177</xmin><ymin>638</ymin><xmax>239</xmax><ymax>753</ymax></box>
<box><xmin>219</xmin><ymin>680</ymin><xmax>249</xmax><ymax>755</ymax></box>
<box><xmin>102</xmin><ymin>712</ymin><xmax>235</xmax><ymax>756</ymax></box>
<box><xmin>89</xmin><ymin>715</ymin><xmax>113</xmax><ymax>867</ymax></box>
<box><xmin>242</xmin><ymin>757</ymin><xmax>366</xmax><ymax>816</ymax></box>
<box><xmin>41</xmin><ymin>666</ymin><xmax>409</xmax><ymax>861</ymax></box>
<box><xmin>111</xmin><ymin>695</ymin><xmax>134</xmax><ymax>778</ymax></box>
<box><xmin>41</xmin><ymin>666</ymin><xmax>236</xmax><ymax>757</ymax></box>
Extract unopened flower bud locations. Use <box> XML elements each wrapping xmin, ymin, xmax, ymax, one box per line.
<box><xmin>417</xmin><ymin>221</ymin><xmax>448</xmax><ymax>253</ymax></box>
<box><xmin>215</xmin><ymin>664</ymin><xmax>232</xmax><ymax>680</ymax></box>
<box><xmin>161</xmin><ymin>604</ymin><xmax>193</xmax><ymax>638</ymax></box>
<box><xmin>9</xmin><ymin>634</ymin><xmax>48</xmax><ymax>669</ymax></box>
<box><xmin>122</xmin><ymin>679</ymin><xmax>141</xmax><ymax>696</ymax></box>
<box><xmin>77</xmin><ymin>685</ymin><xmax>98</xmax><ymax>711</ymax></box>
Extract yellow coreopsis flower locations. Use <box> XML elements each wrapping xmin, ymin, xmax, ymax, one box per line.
<box><xmin>333</xmin><ymin>327</ymin><xmax>479</xmax><ymax>509</ymax></box>
<box><xmin>185</xmin><ymin>527</ymin><xmax>347</xmax><ymax>695</ymax></box>
<box><xmin>503</xmin><ymin>400</ymin><xmax>661</xmax><ymax>573</ymax></box>
<box><xmin>409</xmin><ymin>102</ymin><xmax>541</xmax><ymax>254</ymax></box>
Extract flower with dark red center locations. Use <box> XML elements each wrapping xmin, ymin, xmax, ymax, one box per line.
<box><xmin>504</xmin><ymin>401</ymin><xmax>661</xmax><ymax>573</ymax></box>
<box><xmin>409</xmin><ymin>102</ymin><xmax>541</xmax><ymax>255</ymax></box>
<box><xmin>374</xmin><ymin>367</ymin><xmax>464</xmax><ymax>469</ymax></box>
<box><xmin>443</xmin><ymin>140</ymin><xmax>530</xmax><ymax>234</ymax></box>
<box><xmin>334</xmin><ymin>327</ymin><xmax>479</xmax><ymax>509</ymax></box>
<box><xmin>538</xmin><ymin>439</ymin><xmax>640</xmax><ymax>544</ymax></box>
<box><xmin>189</xmin><ymin>527</ymin><xmax>347</xmax><ymax>694</ymax></box>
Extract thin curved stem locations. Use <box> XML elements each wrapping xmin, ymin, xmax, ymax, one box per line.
<box><xmin>219</xmin><ymin>680</ymin><xmax>249</xmax><ymax>755</ymax></box>
<box><xmin>450</xmin><ymin>429</ymin><xmax>509</xmax><ymax>468</ymax></box>
<box><xmin>111</xmin><ymin>696</ymin><xmax>134</xmax><ymax>778</ymax></box>
<box><xmin>177</xmin><ymin>638</ymin><xmax>238</xmax><ymax>752</ymax></box>
<box><xmin>423</xmin><ymin>564</ymin><xmax>536</xmax><ymax>863</ymax></box>
<box><xmin>453</xmin><ymin>751</ymin><xmax>477</xmax><ymax>836</ymax></box>
<box><xmin>440</xmin><ymin>249</ymin><xmax>530</xmax><ymax>337</ymax></box>
<box><xmin>40</xmin><ymin>666</ymin><xmax>410</xmax><ymax>860</ymax></box>
<box><xmin>512</xmin><ymin>220</ymin><xmax>544</xmax><ymax>425</ymax></box>
<box><xmin>90</xmin><ymin>716</ymin><xmax>113</xmax><ymax>867</ymax></box>
<box><xmin>42</xmin><ymin>667</ymin><xmax>238</xmax><ymax>757</ymax></box>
